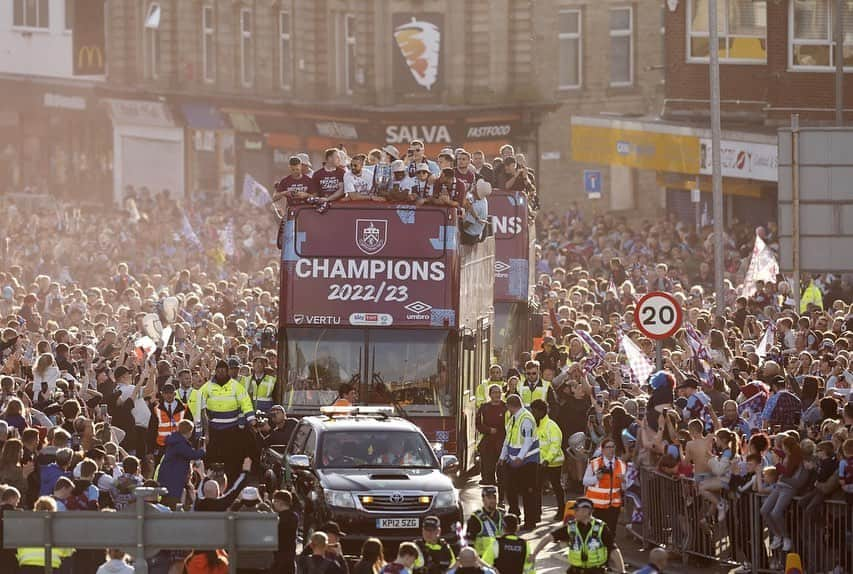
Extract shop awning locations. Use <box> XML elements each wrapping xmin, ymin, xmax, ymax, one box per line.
<box><xmin>180</xmin><ymin>103</ymin><xmax>227</xmax><ymax>130</ymax></box>
<box><xmin>226</xmin><ymin>111</ymin><xmax>260</xmax><ymax>133</ymax></box>
<box><xmin>105</xmin><ymin>98</ymin><xmax>178</xmax><ymax>128</ymax></box>
<box><xmin>571</xmin><ymin>116</ymin><xmax>701</xmax><ymax>174</ymax></box>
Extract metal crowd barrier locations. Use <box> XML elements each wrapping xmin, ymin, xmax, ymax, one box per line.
<box><xmin>1</xmin><ymin>488</ymin><xmax>278</xmax><ymax>574</ymax></box>
<box><xmin>636</xmin><ymin>468</ymin><xmax>852</xmax><ymax>573</ymax></box>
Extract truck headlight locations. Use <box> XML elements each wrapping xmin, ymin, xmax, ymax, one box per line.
<box><xmin>324</xmin><ymin>490</ymin><xmax>357</xmax><ymax>509</ymax></box>
<box><xmin>433</xmin><ymin>489</ymin><xmax>459</xmax><ymax>508</ymax></box>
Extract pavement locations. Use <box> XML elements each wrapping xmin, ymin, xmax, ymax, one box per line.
<box><xmin>458</xmin><ymin>476</ymin><xmax>731</xmax><ymax>574</ymax></box>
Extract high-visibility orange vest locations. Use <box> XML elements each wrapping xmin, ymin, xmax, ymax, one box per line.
<box><xmin>585</xmin><ymin>456</ymin><xmax>625</xmax><ymax>509</ymax></box>
<box><xmin>155</xmin><ymin>405</ymin><xmax>186</xmax><ymax>447</ymax></box>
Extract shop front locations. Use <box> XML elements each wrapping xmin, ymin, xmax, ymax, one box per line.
<box><xmin>0</xmin><ymin>79</ymin><xmax>112</xmax><ymax>203</ymax></box>
<box><xmin>178</xmin><ymin>102</ymin><xmax>235</xmax><ymax>202</ymax></box>
<box><xmin>107</xmin><ymin>98</ymin><xmax>184</xmax><ymax>205</ymax></box>
<box><xmin>570</xmin><ymin>115</ymin><xmax>778</xmax><ymax>224</ymax></box>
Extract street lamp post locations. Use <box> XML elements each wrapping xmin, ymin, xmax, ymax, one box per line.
<box><xmin>709</xmin><ymin>0</ymin><xmax>725</xmax><ymax>316</ymax></box>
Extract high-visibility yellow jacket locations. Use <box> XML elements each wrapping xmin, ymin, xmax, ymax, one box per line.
<box><xmin>800</xmin><ymin>281</ymin><xmax>823</xmax><ymax>313</ymax></box>
<box><xmin>240</xmin><ymin>373</ymin><xmax>276</xmax><ymax>412</ymax></box>
<box><xmin>199</xmin><ymin>378</ymin><xmax>255</xmax><ymax>430</ymax></box>
<box><xmin>519</xmin><ymin>379</ymin><xmax>552</xmax><ymax>407</ymax></box>
<box><xmin>537</xmin><ymin>415</ymin><xmax>565</xmax><ymax>467</ymax></box>
<box><xmin>17</xmin><ymin>547</ymin><xmax>74</xmax><ymax>568</ymax></box>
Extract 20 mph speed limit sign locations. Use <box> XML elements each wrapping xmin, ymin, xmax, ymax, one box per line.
<box><xmin>634</xmin><ymin>292</ymin><xmax>683</xmax><ymax>340</ymax></box>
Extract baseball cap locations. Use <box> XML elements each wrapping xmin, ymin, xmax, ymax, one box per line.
<box><xmin>296</xmin><ymin>153</ymin><xmax>312</xmax><ymax>167</ymax></box>
<box><xmin>391</xmin><ymin>160</ymin><xmax>406</xmax><ymax>173</ymax></box>
<box><xmin>416</xmin><ymin>162</ymin><xmax>431</xmax><ymax>173</ymax></box>
<box><xmin>481</xmin><ymin>485</ymin><xmax>498</xmax><ymax>497</ymax></box>
<box><xmin>269</xmin><ymin>405</ymin><xmax>285</xmax><ymax>414</ymax></box>
<box><xmin>423</xmin><ymin>516</ymin><xmax>441</xmax><ymax>529</ymax></box>
<box><xmin>227</xmin><ymin>356</ymin><xmax>241</xmax><ymax>369</ymax></box>
<box><xmin>162</xmin><ymin>382</ymin><xmax>176</xmax><ymax>393</ymax></box>
<box><xmin>575</xmin><ymin>497</ymin><xmax>595</xmax><ymax>509</ymax></box>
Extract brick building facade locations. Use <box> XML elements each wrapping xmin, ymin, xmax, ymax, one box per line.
<box><xmin>94</xmin><ymin>0</ymin><xmax>665</xmax><ymax>209</ymax></box>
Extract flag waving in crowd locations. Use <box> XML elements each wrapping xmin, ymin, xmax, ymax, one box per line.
<box><xmin>620</xmin><ymin>332</ymin><xmax>655</xmax><ymax>386</ymax></box>
<box><xmin>242</xmin><ymin>173</ymin><xmax>273</xmax><ymax>208</ymax></box>
<box><xmin>741</xmin><ymin>229</ymin><xmax>779</xmax><ymax>297</ymax></box>
<box><xmin>576</xmin><ymin>329</ymin><xmax>607</xmax><ymax>373</ymax></box>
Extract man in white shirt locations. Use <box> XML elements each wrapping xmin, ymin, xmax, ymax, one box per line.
<box><xmin>343</xmin><ymin>154</ymin><xmax>382</xmax><ymax>202</ymax></box>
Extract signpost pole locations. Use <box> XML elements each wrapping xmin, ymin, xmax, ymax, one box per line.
<box><xmin>655</xmin><ymin>340</ymin><xmax>663</xmax><ymax>371</ymax></box>
<box><xmin>709</xmin><ymin>0</ymin><xmax>725</xmax><ymax>317</ymax></box>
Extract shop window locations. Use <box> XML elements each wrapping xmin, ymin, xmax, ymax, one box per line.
<box><xmin>202</xmin><ymin>5</ymin><xmax>215</xmax><ymax>82</ymax></box>
<box><xmin>240</xmin><ymin>8</ymin><xmax>254</xmax><ymax>86</ymax></box>
<box><xmin>280</xmin><ymin>10</ymin><xmax>293</xmax><ymax>90</ymax></box>
<box><xmin>610</xmin><ymin>7</ymin><xmax>633</xmax><ymax>86</ymax></box>
<box><xmin>558</xmin><ymin>9</ymin><xmax>582</xmax><ymax>89</ymax></box>
<box><xmin>790</xmin><ymin>0</ymin><xmax>853</xmax><ymax>69</ymax></box>
<box><xmin>13</xmin><ymin>0</ymin><xmax>50</xmax><ymax>29</ymax></box>
<box><xmin>144</xmin><ymin>2</ymin><xmax>161</xmax><ymax>79</ymax></box>
<box><xmin>688</xmin><ymin>0</ymin><xmax>767</xmax><ymax>62</ymax></box>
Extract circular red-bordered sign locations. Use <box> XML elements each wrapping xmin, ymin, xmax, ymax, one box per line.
<box><xmin>634</xmin><ymin>291</ymin><xmax>683</xmax><ymax>340</ymax></box>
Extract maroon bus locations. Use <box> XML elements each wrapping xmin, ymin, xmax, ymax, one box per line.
<box><xmin>490</xmin><ymin>189</ymin><xmax>536</xmax><ymax>367</ymax></box>
<box><xmin>277</xmin><ymin>203</ymin><xmax>494</xmax><ymax>469</ymax></box>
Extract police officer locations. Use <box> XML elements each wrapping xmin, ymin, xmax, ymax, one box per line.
<box><xmin>241</xmin><ymin>355</ymin><xmax>276</xmax><ymax>412</ymax></box>
<box><xmin>199</xmin><ymin>359</ymin><xmax>256</xmax><ymax>482</ymax></box>
<box><xmin>492</xmin><ymin>513</ymin><xmax>534</xmax><ymax>574</ymax></box>
<box><xmin>413</xmin><ymin>515</ymin><xmax>456</xmax><ymax>574</ymax></box>
<box><xmin>499</xmin><ymin>394</ymin><xmax>540</xmax><ymax>530</ymax></box>
<box><xmin>530</xmin><ymin>399</ymin><xmax>565</xmax><ymax>521</ymax></box>
<box><xmin>532</xmin><ymin>497</ymin><xmax>612</xmax><ymax>574</ymax></box>
<box><xmin>582</xmin><ymin>436</ymin><xmax>626</xmax><ymax>573</ymax></box>
<box><xmin>475</xmin><ymin>364</ymin><xmax>504</xmax><ymax>407</ymax></box>
<box><xmin>466</xmin><ymin>486</ymin><xmax>505</xmax><ymax>566</ymax></box>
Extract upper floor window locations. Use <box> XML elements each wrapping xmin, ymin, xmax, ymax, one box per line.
<box><xmin>610</xmin><ymin>7</ymin><xmax>633</xmax><ymax>86</ymax></box>
<box><xmin>13</xmin><ymin>0</ymin><xmax>49</xmax><ymax>29</ymax></box>
<box><xmin>688</xmin><ymin>0</ymin><xmax>767</xmax><ymax>62</ymax></box>
<box><xmin>240</xmin><ymin>8</ymin><xmax>254</xmax><ymax>86</ymax></box>
<box><xmin>334</xmin><ymin>14</ymin><xmax>356</xmax><ymax>95</ymax></box>
<box><xmin>202</xmin><ymin>5</ymin><xmax>215</xmax><ymax>82</ymax></box>
<box><xmin>65</xmin><ymin>0</ymin><xmax>73</xmax><ymax>31</ymax></box>
<box><xmin>558</xmin><ymin>9</ymin><xmax>582</xmax><ymax>89</ymax></box>
<box><xmin>144</xmin><ymin>2</ymin><xmax>161</xmax><ymax>79</ymax></box>
<box><xmin>790</xmin><ymin>0</ymin><xmax>853</xmax><ymax>69</ymax></box>
<box><xmin>279</xmin><ymin>10</ymin><xmax>293</xmax><ymax>90</ymax></box>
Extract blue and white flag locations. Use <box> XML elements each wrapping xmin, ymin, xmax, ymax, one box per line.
<box><xmin>242</xmin><ymin>173</ymin><xmax>272</xmax><ymax>208</ymax></box>
<box><xmin>180</xmin><ymin>213</ymin><xmax>201</xmax><ymax>248</ymax></box>
<box><xmin>756</xmin><ymin>321</ymin><xmax>776</xmax><ymax>359</ymax></box>
<box><xmin>576</xmin><ymin>329</ymin><xmax>607</xmax><ymax>373</ymax></box>
<box><xmin>620</xmin><ymin>333</ymin><xmax>655</xmax><ymax>387</ymax></box>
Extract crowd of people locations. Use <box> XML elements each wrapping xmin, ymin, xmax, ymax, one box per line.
<box><xmin>471</xmin><ymin>208</ymin><xmax>853</xmax><ymax>573</ymax></box>
<box><xmin>0</xmin><ymin>135</ymin><xmax>852</xmax><ymax>574</ymax></box>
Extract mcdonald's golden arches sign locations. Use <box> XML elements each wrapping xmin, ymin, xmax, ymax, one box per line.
<box><xmin>72</xmin><ymin>0</ymin><xmax>106</xmax><ymax>75</ymax></box>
